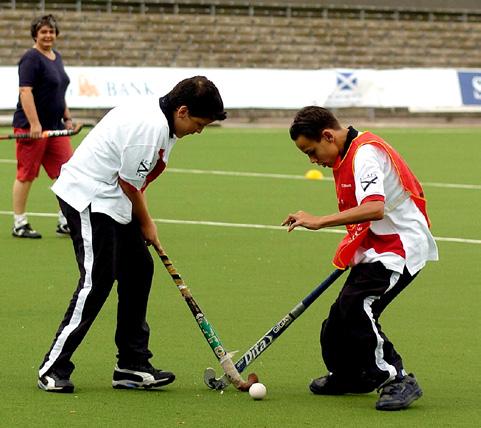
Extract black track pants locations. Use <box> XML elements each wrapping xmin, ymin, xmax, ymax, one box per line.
<box><xmin>39</xmin><ymin>199</ymin><xmax>154</xmax><ymax>378</ymax></box>
<box><xmin>320</xmin><ymin>262</ymin><xmax>418</xmax><ymax>391</ymax></box>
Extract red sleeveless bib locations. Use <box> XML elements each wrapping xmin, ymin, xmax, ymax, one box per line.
<box><xmin>332</xmin><ymin>132</ymin><xmax>430</xmax><ymax>269</ymax></box>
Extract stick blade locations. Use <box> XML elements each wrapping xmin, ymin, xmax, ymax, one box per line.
<box><xmin>236</xmin><ymin>372</ymin><xmax>259</xmax><ymax>392</ymax></box>
<box><xmin>203</xmin><ymin>367</ymin><xmax>217</xmax><ymax>388</ymax></box>
<box><xmin>203</xmin><ymin>367</ymin><xmax>229</xmax><ymax>390</ymax></box>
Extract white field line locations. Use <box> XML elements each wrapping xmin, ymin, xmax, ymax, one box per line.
<box><xmin>168</xmin><ymin>168</ymin><xmax>481</xmax><ymax>190</ymax></box>
<box><xmin>0</xmin><ymin>210</ymin><xmax>480</xmax><ymax>245</ymax></box>
<box><xmin>1</xmin><ymin>161</ymin><xmax>481</xmax><ymax>190</ymax></box>
<box><xmin>168</xmin><ymin>167</ymin><xmax>319</xmax><ymax>181</ymax></box>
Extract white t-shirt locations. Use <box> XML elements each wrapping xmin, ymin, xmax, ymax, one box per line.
<box><xmin>352</xmin><ymin>144</ymin><xmax>438</xmax><ymax>275</ymax></box>
<box><xmin>52</xmin><ymin>97</ymin><xmax>177</xmax><ymax>224</ymax></box>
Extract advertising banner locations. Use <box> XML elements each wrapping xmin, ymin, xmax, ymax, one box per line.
<box><xmin>0</xmin><ymin>66</ymin><xmax>336</xmax><ymax>110</ymax></box>
<box><xmin>1</xmin><ymin>66</ymin><xmax>480</xmax><ymax>112</ymax></box>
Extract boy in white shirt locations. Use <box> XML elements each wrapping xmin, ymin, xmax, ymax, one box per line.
<box><xmin>282</xmin><ymin>106</ymin><xmax>438</xmax><ymax>411</ymax></box>
<box><xmin>38</xmin><ymin>76</ymin><xmax>226</xmax><ymax>393</ymax></box>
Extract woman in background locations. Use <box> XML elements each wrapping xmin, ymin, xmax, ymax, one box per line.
<box><xmin>12</xmin><ymin>14</ymin><xmax>73</xmax><ymax>239</ymax></box>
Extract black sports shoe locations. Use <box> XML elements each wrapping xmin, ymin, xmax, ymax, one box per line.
<box><xmin>38</xmin><ymin>372</ymin><xmax>74</xmax><ymax>393</ymax></box>
<box><xmin>12</xmin><ymin>223</ymin><xmax>42</xmax><ymax>239</ymax></box>
<box><xmin>112</xmin><ymin>363</ymin><xmax>175</xmax><ymax>390</ymax></box>
<box><xmin>310</xmin><ymin>373</ymin><xmax>375</xmax><ymax>395</ymax></box>
<box><xmin>56</xmin><ymin>223</ymin><xmax>70</xmax><ymax>236</ymax></box>
<box><xmin>376</xmin><ymin>373</ymin><xmax>423</xmax><ymax>411</ymax></box>
<box><xmin>309</xmin><ymin>374</ymin><xmax>347</xmax><ymax>395</ymax></box>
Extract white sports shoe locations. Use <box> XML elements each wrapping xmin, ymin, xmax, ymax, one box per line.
<box><xmin>38</xmin><ymin>372</ymin><xmax>74</xmax><ymax>393</ymax></box>
<box><xmin>12</xmin><ymin>223</ymin><xmax>42</xmax><ymax>239</ymax></box>
<box><xmin>112</xmin><ymin>364</ymin><xmax>175</xmax><ymax>389</ymax></box>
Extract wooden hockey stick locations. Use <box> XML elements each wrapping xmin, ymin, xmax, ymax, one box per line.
<box><xmin>204</xmin><ymin>268</ymin><xmax>346</xmax><ymax>390</ymax></box>
<box><xmin>154</xmin><ymin>247</ymin><xmax>258</xmax><ymax>392</ymax></box>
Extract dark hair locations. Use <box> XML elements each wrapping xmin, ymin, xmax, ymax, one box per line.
<box><xmin>165</xmin><ymin>76</ymin><xmax>226</xmax><ymax>121</ymax></box>
<box><xmin>289</xmin><ymin>106</ymin><xmax>340</xmax><ymax>141</ymax></box>
<box><xmin>30</xmin><ymin>14</ymin><xmax>59</xmax><ymax>40</ymax></box>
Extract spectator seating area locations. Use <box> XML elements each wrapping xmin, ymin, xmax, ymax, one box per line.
<box><xmin>0</xmin><ymin>5</ymin><xmax>481</xmax><ymax>69</ymax></box>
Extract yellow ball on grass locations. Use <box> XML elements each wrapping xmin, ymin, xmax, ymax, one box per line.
<box><xmin>304</xmin><ymin>169</ymin><xmax>324</xmax><ymax>180</ymax></box>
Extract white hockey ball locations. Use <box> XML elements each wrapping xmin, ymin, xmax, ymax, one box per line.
<box><xmin>249</xmin><ymin>382</ymin><xmax>267</xmax><ymax>400</ymax></box>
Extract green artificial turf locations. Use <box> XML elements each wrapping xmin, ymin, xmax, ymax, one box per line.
<box><xmin>0</xmin><ymin>125</ymin><xmax>480</xmax><ymax>427</ymax></box>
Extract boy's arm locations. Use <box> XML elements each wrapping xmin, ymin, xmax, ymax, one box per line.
<box><xmin>119</xmin><ymin>178</ymin><xmax>162</xmax><ymax>251</ymax></box>
<box><xmin>282</xmin><ymin>200</ymin><xmax>384</xmax><ymax>233</ymax></box>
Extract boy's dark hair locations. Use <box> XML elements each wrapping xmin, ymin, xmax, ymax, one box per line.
<box><xmin>31</xmin><ymin>14</ymin><xmax>59</xmax><ymax>39</ymax></box>
<box><xmin>166</xmin><ymin>76</ymin><xmax>226</xmax><ymax>121</ymax></box>
<box><xmin>289</xmin><ymin>106</ymin><xmax>340</xmax><ymax>141</ymax></box>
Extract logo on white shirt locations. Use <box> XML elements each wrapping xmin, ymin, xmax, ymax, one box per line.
<box><xmin>136</xmin><ymin>159</ymin><xmax>151</xmax><ymax>178</ymax></box>
<box><xmin>360</xmin><ymin>173</ymin><xmax>378</xmax><ymax>191</ymax></box>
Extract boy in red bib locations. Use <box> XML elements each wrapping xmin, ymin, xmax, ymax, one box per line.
<box><xmin>282</xmin><ymin>106</ymin><xmax>438</xmax><ymax>411</ymax></box>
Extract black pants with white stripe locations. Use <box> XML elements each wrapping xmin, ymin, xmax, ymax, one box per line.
<box><xmin>320</xmin><ymin>262</ymin><xmax>418</xmax><ymax>392</ymax></box>
<box><xmin>39</xmin><ymin>199</ymin><xmax>154</xmax><ymax>378</ymax></box>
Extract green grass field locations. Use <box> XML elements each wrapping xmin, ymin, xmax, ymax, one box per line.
<box><xmin>0</xmin><ymin>124</ymin><xmax>480</xmax><ymax>427</ymax></box>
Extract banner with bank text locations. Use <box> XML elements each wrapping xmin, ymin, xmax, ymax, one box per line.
<box><xmin>0</xmin><ymin>66</ymin><xmax>479</xmax><ymax>111</ymax></box>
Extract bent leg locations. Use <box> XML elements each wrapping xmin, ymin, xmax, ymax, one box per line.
<box><xmin>320</xmin><ymin>263</ymin><xmax>411</xmax><ymax>391</ymax></box>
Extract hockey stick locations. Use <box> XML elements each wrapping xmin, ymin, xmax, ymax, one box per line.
<box><xmin>0</xmin><ymin>123</ymin><xmax>84</xmax><ymax>140</ymax></box>
<box><xmin>204</xmin><ymin>268</ymin><xmax>346</xmax><ymax>390</ymax></box>
<box><xmin>154</xmin><ymin>247</ymin><xmax>258</xmax><ymax>392</ymax></box>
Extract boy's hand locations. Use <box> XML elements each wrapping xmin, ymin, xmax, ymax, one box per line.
<box><xmin>140</xmin><ymin>218</ymin><xmax>161</xmax><ymax>250</ymax></box>
<box><xmin>282</xmin><ymin>211</ymin><xmax>321</xmax><ymax>232</ymax></box>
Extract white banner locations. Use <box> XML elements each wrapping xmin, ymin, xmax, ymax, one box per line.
<box><xmin>0</xmin><ymin>66</ymin><xmax>336</xmax><ymax>110</ymax></box>
<box><xmin>324</xmin><ymin>68</ymin><xmax>463</xmax><ymax>110</ymax></box>
<box><xmin>0</xmin><ymin>66</ymin><xmax>478</xmax><ymax>112</ymax></box>
<box><xmin>1</xmin><ymin>67</ymin><xmax>19</xmax><ymax>110</ymax></box>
